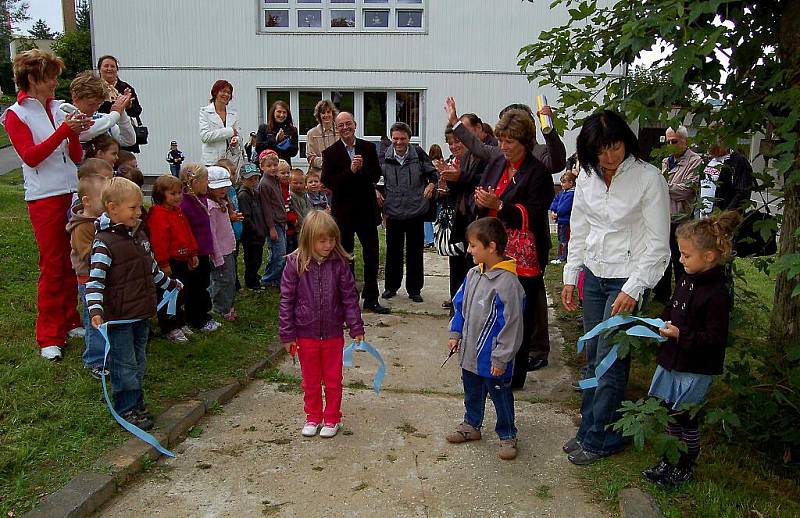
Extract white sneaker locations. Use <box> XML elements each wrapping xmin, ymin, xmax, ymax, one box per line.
<box><xmin>319</xmin><ymin>423</ymin><xmax>341</xmax><ymax>438</ymax></box>
<box><xmin>550</xmin><ymin>259</ymin><xmax>563</xmax><ymax>265</ymax></box>
<box><xmin>301</xmin><ymin>422</ymin><xmax>320</xmax><ymax>437</ymax></box>
<box><xmin>67</xmin><ymin>327</ymin><xmax>85</xmax><ymax>339</ymax></box>
<box><xmin>199</xmin><ymin>320</ymin><xmax>221</xmax><ymax>333</ymax></box>
<box><xmin>181</xmin><ymin>325</ymin><xmax>194</xmax><ymax>337</ymax></box>
<box><xmin>40</xmin><ymin>345</ymin><xmax>63</xmax><ymax>361</ymax></box>
<box><xmin>167</xmin><ymin>329</ymin><xmax>189</xmax><ymax>343</ymax></box>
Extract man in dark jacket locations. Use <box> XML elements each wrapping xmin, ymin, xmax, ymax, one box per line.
<box><xmin>713</xmin><ymin>148</ymin><xmax>754</xmax><ymax>212</ymax></box>
<box><xmin>322</xmin><ymin>112</ymin><xmax>390</xmax><ymax>314</ymax></box>
<box><xmin>380</xmin><ymin>122</ymin><xmax>438</xmax><ymax>303</ymax></box>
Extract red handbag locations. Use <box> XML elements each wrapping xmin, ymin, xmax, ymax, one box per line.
<box><xmin>505</xmin><ymin>203</ymin><xmax>542</xmax><ymax>277</ymax></box>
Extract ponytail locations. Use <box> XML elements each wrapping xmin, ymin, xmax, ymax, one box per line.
<box><xmin>676</xmin><ymin>211</ymin><xmax>742</xmax><ymax>263</ymax></box>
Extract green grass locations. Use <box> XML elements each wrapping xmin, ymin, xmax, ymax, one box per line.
<box><xmin>544</xmin><ymin>240</ymin><xmax>800</xmax><ymax>517</ymax></box>
<box><xmin>0</xmin><ymin>171</ymin><xmax>280</xmax><ymax>516</ymax></box>
<box><xmin>0</xmin><ymin>125</ymin><xmax>9</xmax><ymax>148</ymax></box>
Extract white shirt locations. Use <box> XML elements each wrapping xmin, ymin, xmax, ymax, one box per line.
<box><xmin>563</xmin><ymin>156</ymin><xmax>671</xmax><ymax>301</ymax></box>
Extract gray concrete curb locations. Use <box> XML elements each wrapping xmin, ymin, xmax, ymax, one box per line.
<box><xmin>619</xmin><ymin>487</ymin><xmax>664</xmax><ymax>518</ymax></box>
<box><xmin>23</xmin><ymin>344</ymin><xmax>284</xmax><ymax>518</ymax></box>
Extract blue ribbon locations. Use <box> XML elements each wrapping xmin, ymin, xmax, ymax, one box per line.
<box><xmin>97</xmin><ymin>289</ymin><xmax>180</xmax><ymax>458</ymax></box>
<box><xmin>342</xmin><ymin>340</ymin><xmax>386</xmax><ymax>394</ymax></box>
<box><xmin>577</xmin><ymin>315</ymin><xmax>667</xmax><ymax>390</ymax></box>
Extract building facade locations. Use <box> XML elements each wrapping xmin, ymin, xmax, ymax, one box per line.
<box><xmin>90</xmin><ymin>0</ymin><xmax>597</xmax><ymax>174</ymax></box>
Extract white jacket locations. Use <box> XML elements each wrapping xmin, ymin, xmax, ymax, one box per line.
<box><xmin>59</xmin><ymin>103</ymin><xmax>136</xmax><ymax>147</ymax></box>
<box><xmin>563</xmin><ymin>156</ymin><xmax>671</xmax><ymax>301</ymax></box>
<box><xmin>1</xmin><ymin>98</ymin><xmax>78</xmax><ymax>201</ymax></box>
<box><xmin>199</xmin><ymin>102</ymin><xmax>240</xmax><ymax>166</ymax></box>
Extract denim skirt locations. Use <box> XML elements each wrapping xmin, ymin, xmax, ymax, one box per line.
<box><xmin>648</xmin><ymin>365</ymin><xmax>713</xmax><ymax>409</ymax></box>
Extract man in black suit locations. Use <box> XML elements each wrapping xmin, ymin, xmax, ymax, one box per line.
<box><xmin>322</xmin><ymin>112</ymin><xmax>391</xmax><ymax>314</ymax></box>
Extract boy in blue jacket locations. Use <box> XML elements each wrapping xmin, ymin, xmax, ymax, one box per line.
<box><xmin>445</xmin><ymin>217</ymin><xmax>525</xmax><ymax>460</ymax></box>
<box><xmin>549</xmin><ymin>171</ymin><xmax>576</xmax><ymax>264</ymax></box>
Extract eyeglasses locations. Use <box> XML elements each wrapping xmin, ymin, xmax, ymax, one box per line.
<box><xmin>336</xmin><ymin>121</ymin><xmax>354</xmax><ymax>129</ymax></box>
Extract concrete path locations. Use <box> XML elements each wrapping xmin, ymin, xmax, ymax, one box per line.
<box><xmin>97</xmin><ymin>252</ymin><xmax>602</xmax><ymax>517</ymax></box>
<box><xmin>0</xmin><ymin>145</ymin><xmax>21</xmax><ymax>175</ymax></box>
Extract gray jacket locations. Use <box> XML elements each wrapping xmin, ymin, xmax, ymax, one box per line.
<box><xmin>381</xmin><ymin>145</ymin><xmax>438</xmax><ymax>220</ymax></box>
<box><xmin>449</xmin><ymin>259</ymin><xmax>525</xmax><ymax>379</ymax></box>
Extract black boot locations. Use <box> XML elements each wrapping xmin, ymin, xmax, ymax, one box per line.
<box><xmin>658</xmin><ymin>453</ymin><xmax>695</xmax><ymax>487</ymax></box>
<box><xmin>642</xmin><ymin>458</ymin><xmax>672</xmax><ymax>483</ymax></box>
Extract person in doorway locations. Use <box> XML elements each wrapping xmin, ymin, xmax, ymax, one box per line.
<box><xmin>322</xmin><ymin>112</ymin><xmax>390</xmax><ymax>314</ymax></box>
<box><xmin>306</xmin><ymin>99</ymin><xmax>339</xmax><ymax>175</ymax></box>
<box><xmin>265</xmin><ymin>100</ymin><xmax>299</xmax><ymax>166</ymax></box>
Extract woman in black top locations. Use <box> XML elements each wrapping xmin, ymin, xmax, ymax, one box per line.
<box><xmin>264</xmin><ymin>100</ymin><xmax>299</xmax><ymax>166</ymax></box>
<box><xmin>97</xmin><ymin>55</ymin><xmax>143</xmax><ymax>153</ymax></box>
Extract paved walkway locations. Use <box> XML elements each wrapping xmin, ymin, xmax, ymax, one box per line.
<box><xmin>97</xmin><ymin>252</ymin><xmax>602</xmax><ymax>517</ymax></box>
<box><xmin>0</xmin><ymin>145</ymin><xmax>21</xmax><ymax>175</ymax></box>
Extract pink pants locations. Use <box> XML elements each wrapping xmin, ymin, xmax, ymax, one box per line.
<box><xmin>27</xmin><ymin>194</ymin><xmax>80</xmax><ymax>348</ymax></box>
<box><xmin>297</xmin><ymin>336</ymin><xmax>344</xmax><ymax>425</ymax></box>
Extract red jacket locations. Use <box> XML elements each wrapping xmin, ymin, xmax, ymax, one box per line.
<box><xmin>146</xmin><ymin>203</ymin><xmax>199</xmax><ymax>267</ymax></box>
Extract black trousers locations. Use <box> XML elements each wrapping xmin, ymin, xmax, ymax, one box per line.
<box><xmin>339</xmin><ymin>220</ymin><xmax>380</xmax><ymax>304</ymax></box>
<box><xmin>512</xmin><ymin>275</ymin><xmax>550</xmax><ymax>388</ymax></box>
<box><xmin>654</xmin><ymin>222</ymin><xmax>684</xmax><ymax>302</ymax></box>
<box><xmin>157</xmin><ymin>258</ymin><xmax>189</xmax><ymax>333</ymax></box>
<box><xmin>242</xmin><ymin>240</ymin><xmax>265</xmax><ymax>289</ymax></box>
<box><xmin>384</xmin><ymin>216</ymin><xmax>425</xmax><ymax>296</ymax></box>
<box><xmin>183</xmin><ymin>255</ymin><xmax>213</xmax><ymax>328</ymax></box>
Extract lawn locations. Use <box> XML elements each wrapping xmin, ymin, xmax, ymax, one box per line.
<box><xmin>543</xmin><ymin>244</ymin><xmax>800</xmax><ymax>518</ymax></box>
<box><xmin>0</xmin><ymin>171</ymin><xmax>281</xmax><ymax>516</ymax></box>
<box><xmin>0</xmin><ymin>125</ymin><xmax>9</xmax><ymax>148</ymax></box>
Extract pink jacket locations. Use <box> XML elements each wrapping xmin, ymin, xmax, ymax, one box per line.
<box><xmin>207</xmin><ymin>198</ymin><xmax>236</xmax><ymax>267</ymax></box>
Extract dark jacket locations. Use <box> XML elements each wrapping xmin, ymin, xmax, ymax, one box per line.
<box><xmin>715</xmin><ymin>150</ymin><xmax>754</xmax><ymax>212</ymax></box>
<box><xmin>447</xmin><ymin>130</ymin><xmax>497</xmax><ymax>244</ymax></box>
<box><xmin>86</xmin><ymin>213</ymin><xmax>177</xmax><ymax>321</ymax></box>
<box><xmin>179</xmin><ymin>189</ymin><xmax>214</xmax><ymax>256</ymax></box>
<box><xmin>531</xmin><ymin>130</ymin><xmax>567</xmax><ymax>174</ymax></box>
<box><xmin>258</xmin><ymin>174</ymin><xmax>287</xmax><ymax>231</ymax></box>
<box><xmin>264</xmin><ymin>122</ymin><xmax>299</xmax><ymax>166</ymax></box>
<box><xmin>381</xmin><ymin>145</ymin><xmax>438</xmax><ymax>220</ymax></box>
<box><xmin>657</xmin><ymin>265</ymin><xmax>731</xmax><ymax>375</ymax></box>
<box><xmin>321</xmin><ymin>138</ymin><xmax>382</xmax><ymax>227</ymax></box>
<box><xmin>98</xmin><ymin>78</ymin><xmax>142</xmax><ymax>153</ymax></box>
<box><xmin>238</xmin><ymin>184</ymin><xmax>266</xmax><ymax>244</ymax></box>
<box><xmin>279</xmin><ymin>252</ymin><xmax>365</xmax><ymax>343</ymax></box>
<box><xmin>456</xmin><ymin>124</ymin><xmax>555</xmax><ymax>271</ymax></box>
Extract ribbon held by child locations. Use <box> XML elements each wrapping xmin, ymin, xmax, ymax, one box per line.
<box><xmin>342</xmin><ymin>340</ymin><xmax>386</xmax><ymax>394</ymax></box>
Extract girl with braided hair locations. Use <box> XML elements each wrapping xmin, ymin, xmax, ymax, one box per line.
<box><xmin>642</xmin><ymin>210</ymin><xmax>741</xmax><ymax>487</ymax></box>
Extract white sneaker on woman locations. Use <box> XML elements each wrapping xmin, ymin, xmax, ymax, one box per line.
<box><xmin>319</xmin><ymin>423</ymin><xmax>341</xmax><ymax>438</ymax></box>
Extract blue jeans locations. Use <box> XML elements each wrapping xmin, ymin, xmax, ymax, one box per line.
<box><xmin>108</xmin><ymin>320</ymin><xmax>150</xmax><ymax>415</ymax></box>
<box><xmin>556</xmin><ymin>223</ymin><xmax>570</xmax><ymax>261</ymax></box>
<box><xmin>576</xmin><ymin>268</ymin><xmax>630</xmax><ymax>455</ymax></box>
<box><xmin>462</xmin><ymin>369</ymin><xmax>517</xmax><ymax>440</ymax></box>
<box><xmin>78</xmin><ymin>283</ymin><xmax>105</xmax><ymax>369</ymax></box>
<box><xmin>262</xmin><ymin>224</ymin><xmax>287</xmax><ymax>285</ymax></box>
<box><xmin>424</xmin><ymin>221</ymin><xmax>434</xmax><ymax>245</ymax></box>
<box><xmin>169</xmin><ymin>164</ymin><xmax>181</xmax><ymax>177</ymax></box>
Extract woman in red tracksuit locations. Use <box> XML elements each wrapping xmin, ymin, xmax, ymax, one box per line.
<box><xmin>0</xmin><ymin>50</ymin><xmax>87</xmax><ymax>361</ymax></box>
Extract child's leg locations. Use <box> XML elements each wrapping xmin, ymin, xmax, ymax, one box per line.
<box><xmin>185</xmin><ymin>256</ymin><xmax>213</xmax><ymax>328</ymax></box>
<box><xmin>210</xmin><ymin>253</ymin><xmax>236</xmax><ymax>315</ymax></box>
<box><xmin>233</xmin><ymin>241</ymin><xmax>242</xmax><ymax>292</ymax></box>
<box><xmin>320</xmin><ymin>338</ymin><xmax>345</xmax><ymax>425</ymax></box>
<box><xmin>132</xmin><ymin>320</ymin><xmax>149</xmax><ymax>410</ymax></box>
<box><xmin>461</xmin><ymin>369</ymin><xmax>488</xmax><ymax>430</ymax></box>
<box><xmin>486</xmin><ymin>377</ymin><xmax>517</xmax><ymax>440</ymax></box>
<box><xmin>243</xmin><ymin>241</ymin><xmax>264</xmax><ymax>288</ymax></box>
<box><xmin>674</xmin><ymin>410</ymin><xmax>700</xmax><ymax>466</ymax></box>
<box><xmin>297</xmin><ymin>338</ymin><xmax>324</xmax><ymax>424</ymax></box>
<box><xmin>262</xmin><ymin>226</ymin><xmax>287</xmax><ymax>285</ymax></box>
<box><xmin>79</xmin><ymin>283</ymin><xmax>106</xmax><ymax>369</ymax></box>
<box><xmin>108</xmin><ymin>322</ymin><xmax>140</xmax><ymax>415</ymax></box>
<box><xmin>563</xmin><ymin>223</ymin><xmax>570</xmax><ymax>261</ymax></box>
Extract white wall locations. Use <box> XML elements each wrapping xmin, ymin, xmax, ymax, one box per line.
<box><xmin>91</xmin><ymin>0</ymin><xmax>594</xmax><ymax>174</ymax></box>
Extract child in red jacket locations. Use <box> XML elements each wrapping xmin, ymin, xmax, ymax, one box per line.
<box><xmin>146</xmin><ymin>175</ymin><xmax>199</xmax><ymax>343</ymax></box>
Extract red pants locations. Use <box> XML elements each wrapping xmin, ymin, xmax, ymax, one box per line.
<box><xmin>297</xmin><ymin>336</ymin><xmax>344</xmax><ymax>425</ymax></box>
<box><xmin>27</xmin><ymin>194</ymin><xmax>80</xmax><ymax>348</ymax></box>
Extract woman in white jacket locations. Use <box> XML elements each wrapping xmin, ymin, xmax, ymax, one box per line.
<box><xmin>560</xmin><ymin>110</ymin><xmax>670</xmax><ymax>466</ymax></box>
<box><xmin>199</xmin><ymin>80</ymin><xmax>242</xmax><ymax>168</ymax></box>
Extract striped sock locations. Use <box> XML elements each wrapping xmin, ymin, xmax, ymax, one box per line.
<box><xmin>667</xmin><ymin>423</ymin><xmax>684</xmax><ymax>439</ymax></box>
<box><xmin>682</xmin><ymin>426</ymin><xmax>701</xmax><ymax>457</ymax></box>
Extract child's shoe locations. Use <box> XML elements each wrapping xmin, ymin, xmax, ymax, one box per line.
<box><xmin>301</xmin><ymin>422</ymin><xmax>320</xmax><ymax>437</ymax></box>
<box><xmin>68</xmin><ymin>326</ymin><xmax>86</xmax><ymax>338</ymax></box>
<box><xmin>199</xmin><ymin>320</ymin><xmax>222</xmax><ymax>332</ymax></box>
<box><xmin>121</xmin><ymin>410</ymin><xmax>153</xmax><ymax>431</ymax></box>
<box><xmin>657</xmin><ymin>464</ymin><xmax>693</xmax><ymax>487</ymax></box>
<box><xmin>498</xmin><ymin>438</ymin><xmax>518</xmax><ymax>460</ymax></box>
<box><xmin>40</xmin><ymin>345</ymin><xmax>63</xmax><ymax>361</ymax></box>
<box><xmin>445</xmin><ymin>422</ymin><xmax>482</xmax><ymax>443</ymax></box>
<box><xmin>181</xmin><ymin>325</ymin><xmax>194</xmax><ymax>337</ymax></box>
<box><xmin>642</xmin><ymin>459</ymin><xmax>672</xmax><ymax>483</ymax></box>
<box><xmin>223</xmin><ymin>310</ymin><xmax>237</xmax><ymax>322</ymax></box>
<box><xmin>319</xmin><ymin>423</ymin><xmax>341</xmax><ymax>438</ymax></box>
<box><xmin>88</xmin><ymin>365</ymin><xmax>110</xmax><ymax>380</ymax></box>
<box><xmin>135</xmin><ymin>406</ymin><xmax>154</xmax><ymax>421</ymax></box>
<box><xmin>167</xmin><ymin>329</ymin><xmax>189</xmax><ymax>343</ymax></box>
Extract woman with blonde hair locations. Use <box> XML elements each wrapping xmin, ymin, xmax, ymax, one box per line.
<box><xmin>0</xmin><ymin>49</ymin><xmax>89</xmax><ymax>360</ymax></box>
<box><xmin>306</xmin><ymin>99</ymin><xmax>339</xmax><ymax>174</ymax></box>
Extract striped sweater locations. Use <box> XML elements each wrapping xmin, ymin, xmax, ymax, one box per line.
<box><xmin>86</xmin><ymin>213</ymin><xmax>177</xmax><ymax>321</ymax></box>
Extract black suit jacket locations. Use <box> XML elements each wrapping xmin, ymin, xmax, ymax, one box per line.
<box><xmin>322</xmin><ymin>138</ymin><xmax>382</xmax><ymax>226</ymax></box>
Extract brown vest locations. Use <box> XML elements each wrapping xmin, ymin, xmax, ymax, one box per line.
<box><xmin>97</xmin><ymin>226</ymin><xmax>158</xmax><ymax>321</ymax></box>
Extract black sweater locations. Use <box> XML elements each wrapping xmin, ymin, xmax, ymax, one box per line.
<box><xmin>657</xmin><ymin>265</ymin><xmax>731</xmax><ymax>375</ymax></box>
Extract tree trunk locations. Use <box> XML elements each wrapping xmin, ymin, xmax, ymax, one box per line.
<box><xmin>772</xmin><ymin>0</ymin><xmax>800</xmax><ymax>346</ymax></box>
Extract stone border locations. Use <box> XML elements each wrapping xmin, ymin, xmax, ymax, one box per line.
<box><xmin>619</xmin><ymin>487</ymin><xmax>664</xmax><ymax>518</ymax></box>
<box><xmin>23</xmin><ymin>347</ymin><xmax>282</xmax><ymax>518</ymax></box>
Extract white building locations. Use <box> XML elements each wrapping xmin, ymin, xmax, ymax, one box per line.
<box><xmin>90</xmin><ymin>0</ymin><xmax>597</xmax><ymax>175</ymax></box>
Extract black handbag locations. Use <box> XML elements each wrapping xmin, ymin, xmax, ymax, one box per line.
<box><xmin>133</xmin><ymin>116</ymin><xmax>148</xmax><ymax>146</ymax></box>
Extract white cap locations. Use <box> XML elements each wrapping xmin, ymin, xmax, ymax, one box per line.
<box><xmin>207</xmin><ymin>165</ymin><xmax>232</xmax><ymax>189</ymax></box>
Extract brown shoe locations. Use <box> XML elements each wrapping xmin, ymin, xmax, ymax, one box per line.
<box><xmin>498</xmin><ymin>438</ymin><xmax>518</xmax><ymax>460</ymax></box>
<box><xmin>445</xmin><ymin>422</ymin><xmax>482</xmax><ymax>443</ymax></box>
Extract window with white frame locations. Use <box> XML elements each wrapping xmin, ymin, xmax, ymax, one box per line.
<box><xmin>259</xmin><ymin>89</ymin><xmax>425</xmax><ymax>164</ymax></box>
<box><xmin>259</xmin><ymin>0</ymin><xmax>425</xmax><ymax>32</ymax></box>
